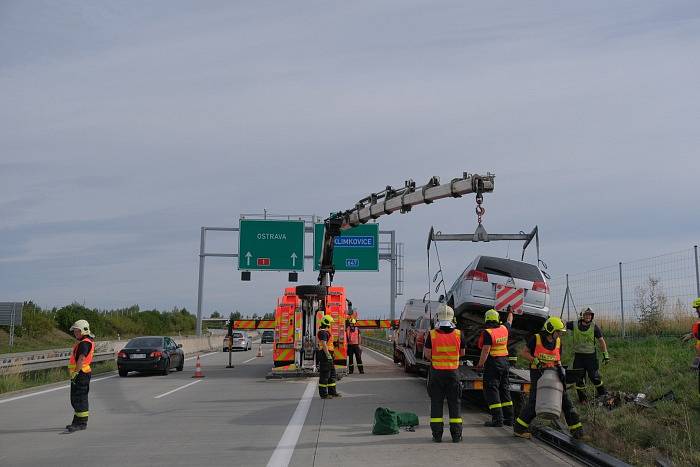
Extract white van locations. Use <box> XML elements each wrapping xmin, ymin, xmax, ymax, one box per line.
<box><xmin>394</xmin><ymin>298</ymin><xmax>443</xmax><ymax>347</ymax></box>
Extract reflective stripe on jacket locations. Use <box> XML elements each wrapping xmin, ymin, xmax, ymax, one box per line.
<box><xmin>532</xmin><ymin>334</ymin><xmax>560</xmax><ymax>369</ymax></box>
<box><xmin>486</xmin><ymin>325</ymin><xmax>509</xmax><ymax>357</ymax></box>
<box><xmin>429</xmin><ymin>329</ymin><xmax>461</xmax><ymax>370</ymax></box>
<box><xmin>572</xmin><ymin>322</ymin><xmax>595</xmax><ymax>354</ymax></box>
<box><xmin>693</xmin><ymin>321</ymin><xmax>699</xmax><ymax>350</ymax></box>
<box><xmin>68</xmin><ymin>337</ymin><xmax>94</xmax><ymax>375</ymax></box>
<box><xmin>347</xmin><ymin>327</ymin><xmax>360</xmax><ymax>345</ymax></box>
<box><xmin>317</xmin><ymin>329</ymin><xmax>334</xmax><ymax>352</ymax></box>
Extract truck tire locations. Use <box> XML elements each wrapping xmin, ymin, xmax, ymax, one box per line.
<box><xmin>295</xmin><ymin>285</ymin><xmax>327</xmax><ymax>297</ymax></box>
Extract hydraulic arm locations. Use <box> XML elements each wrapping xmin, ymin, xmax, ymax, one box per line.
<box><xmin>317</xmin><ymin>172</ymin><xmax>495</xmax><ymax>286</ymax></box>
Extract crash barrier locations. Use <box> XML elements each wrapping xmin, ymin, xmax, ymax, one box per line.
<box><xmin>0</xmin><ymin>334</ymin><xmax>219</xmax><ymax>375</ymax></box>
<box><xmin>361</xmin><ymin>336</ymin><xmax>393</xmax><ymax>356</ymax></box>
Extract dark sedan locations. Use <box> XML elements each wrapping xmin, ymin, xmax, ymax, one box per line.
<box><xmin>117</xmin><ymin>336</ymin><xmax>185</xmax><ymax>377</ymax></box>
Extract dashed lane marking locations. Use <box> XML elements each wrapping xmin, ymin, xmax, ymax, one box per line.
<box><xmin>153</xmin><ymin>379</ymin><xmax>203</xmax><ymax>399</ymax></box>
<box><xmin>0</xmin><ymin>374</ymin><xmax>117</xmax><ymax>405</ymax></box>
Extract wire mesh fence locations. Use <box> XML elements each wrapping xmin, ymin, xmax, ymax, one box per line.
<box><xmin>550</xmin><ymin>246</ymin><xmax>700</xmax><ymax>337</ymax></box>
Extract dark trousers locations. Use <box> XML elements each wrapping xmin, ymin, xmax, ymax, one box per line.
<box><xmin>483</xmin><ymin>357</ymin><xmax>513</xmax><ymax>423</ymax></box>
<box><xmin>572</xmin><ymin>353</ymin><xmax>606</xmax><ymax>401</ymax></box>
<box><xmin>516</xmin><ymin>369</ymin><xmax>581</xmax><ymax>433</ymax></box>
<box><xmin>70</xmin><ymin>371</ymin><xmax>91</xmax><ymax>426</ymax></box>
<box><xmin>429</xmin><ymin>368</ymin><xmax>462</xmax><ymax>438</ymax></box>
<box><xmin>347</xmin><ymin>345</ymin><xmax>364</xmax><ymax>373</ymax></box>
<box><xmin>317</xmin><ymin>350</ymin><xmax>337</xmax><ymax>397</ymax></box>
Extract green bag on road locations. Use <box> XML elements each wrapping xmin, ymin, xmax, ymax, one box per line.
<box><xmin>396</xmin><ymin>411</ymin><xmax>419</xmax><ymax>427</ymax></box>
<box><xmin>372</xmin><ymin>407</ymin><xmax>419</xmax><ymax>435</ymax></box>
<box><xmin>372</xmin><ymin>407</ymin><xmax>399</xmax><ymax>435</ymax></box>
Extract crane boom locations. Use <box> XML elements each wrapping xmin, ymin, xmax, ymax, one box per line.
<box><xmin>317</xmin><ymin>172</ymin><xmax>495</xmax><ymax>285</ymax></box>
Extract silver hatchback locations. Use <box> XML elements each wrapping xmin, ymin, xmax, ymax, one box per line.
<box><xmin>446</xmin><ymin>255</ymin><xmax>550</xmax><ymax>319</ymax></box>
<box><xmin>223</xmin><ymin>331</ymin><xmax>252</xmax><ymax>351</ymax></box>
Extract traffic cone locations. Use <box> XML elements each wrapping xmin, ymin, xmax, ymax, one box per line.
<box><xmin>192</xmin><ymin>354</ymin><xmax>205</xmax><ymax>378</ymax></box>
<box><xmin>256</xmin><ymin>343</ymin><xmax>264</xmax><ymax>358</ymax></box>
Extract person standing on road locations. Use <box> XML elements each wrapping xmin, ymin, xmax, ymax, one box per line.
<box><xmin>514</xmin><ymin>317</ymin><xmax>583</xmax><ymax>440</ymax></box>
<box><xmin>566</xmin><ymin>307</ymin><xmax>609</xmax><ymax>403</ymax></box>
<box><xmin>346</xmin><ymin>318</ymin><xmax>364</xmax><ymax>374</ymax></box>
<box><xmin>476</xmin><ymin>307</ymin><xmax>514</xmax><ymax>427</ymax></box>
<box><xmin>66</xmin><ymin>319</ymin><xmax>95</xmax><ymax>433</ymax></box>
<box><xmin>317</xmin><ymin>314</ymin><xmax>340</xmax><ymax>399</ymax></box>
<box><xmin>424</xmin><ymin>304</ymin><xmax>465</xmax><ymax>443</ymax></box>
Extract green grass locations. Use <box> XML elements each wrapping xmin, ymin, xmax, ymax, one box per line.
<box><xmin>0</xmin><ymin>328</ymin><xmax>76</xmax><ymax>354</ymax></box>
<box><xmin>562</xmin><ymin>337</ymin><xmax>699</xmax><ymax>467</ymax></box>
<box><xmin>0</xmin><ymin>360</ymin><xmax>117</xmax><ymax>395</ymax></box>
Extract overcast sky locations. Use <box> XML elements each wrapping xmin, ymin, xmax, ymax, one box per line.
<box><xmin>1</xmin><ymin>1</ymin><xmax>698</xmax><ymax>319</ymax></box>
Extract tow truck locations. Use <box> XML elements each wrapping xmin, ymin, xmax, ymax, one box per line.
<box><xmin>236</xmin><ymin>172</ymin><xmax>515</xmax><ymax>380</ymax></box>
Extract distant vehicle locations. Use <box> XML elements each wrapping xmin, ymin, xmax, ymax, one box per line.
<box><xmin>117</xmin><ymin>336</ymin><xmax>184</xmax><ymax>377</ymax></box>
<box><xmin>260</xmin><ymin>330</ymin><xmax>275</xmax><ymax>344</ymax></box>
<box><xmin>223</xmin><ymin>331</ymin><xmax>252</xmax><ymax>351</ymax></box>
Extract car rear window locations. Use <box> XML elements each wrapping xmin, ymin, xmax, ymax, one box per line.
<box><xmin>125</xmin><ymin>337</ymin><xmax>163</xmax><ymax>348</ymax></box>
<box><xmin>263</xmin><ymin>331</ymin><xmax>274</xmax><ymax>336</ymax></box>
<box><xmin>476</xmin><ymin>257</ymin><xmax>543</xmax><ymax>282</ymax></box>
<box><xmin>232</xmin><ymin>332</ymin><xmax>244</xmax><ymax>338</ymax></box>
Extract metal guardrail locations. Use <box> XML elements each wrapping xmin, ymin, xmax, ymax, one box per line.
<box><xmin>361</xmin><ymin>336</ymin><xmax>394</xmax><ymax>356</ymax></box>
<box><xmin>0</xmin><ymin>341</ymin><xmax>117</xmax><ymax>375</ymax></box>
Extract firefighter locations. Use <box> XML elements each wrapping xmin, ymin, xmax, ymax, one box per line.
<box><xmin>317</xmin><ymin>314</ymin><xmax>340</xmax><ymax>399</ymax></box>
<box><xmin>476</xmin><ymin>307</ymin><xmax>514</xmax><ymax>427</ymax></box>
<box><xmin>346</xmin><ymin>318</ymin><xmax>364</xmax><ymax>374</ymax></box>
<box><xmin>566</xmin><ymin>307</ymin><xmax>609</xmax><ymax>403</ymax></box>
<box><xmin>514</xmin><ymin>316</ymin><xmax>583</xmax><ymax>440</ymax></box>
<box><xmin>423</xmin><ymin>304</ymin><xmax>466</xmax><ymax>443</ymax></box>
<box><xmin>65</xmin><ymin>319</ymin><xmax>95</xmax><ymax>433</ymax></box>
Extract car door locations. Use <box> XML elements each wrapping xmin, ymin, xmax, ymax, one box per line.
<box><xmin>165</xmin><ymin>338</ymin><xmax>176</xmax><ymax>368</ymax></box>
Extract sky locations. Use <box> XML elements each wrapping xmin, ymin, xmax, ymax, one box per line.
<box><xmin>1</xmin><ymin>1</ymin><xmax>699</xmax><ymax>319</ymax></box>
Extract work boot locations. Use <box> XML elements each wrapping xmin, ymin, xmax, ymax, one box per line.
<box><xmin>358</xmin><ymin>365</ymin><xmax>364</xmax><ymax>374</ymax></box>
<box><xmin>450</xmin><ymin>424</ymin><xmax>462</xmax><ymax>443</ymax></box>
<box><xmin>483</xmin><ymin>419</ymin><xmax>503</xmax><ymax>427</ymax></box>
<box><xmin>513</xmin><ymin>422</ymin><xmax>531</xmax><ymax>439</ymax></box>
<box><xmin>571</xmin><ymin>426</ymin><xmax>584</xmax><ymax>440</ymax></box>
<box><xmin>348</xmin><ymin>365</ymin><xmax>354</xmax><ymax>374</ymax></box>
<box><xmin>65</xmin><ymin>416</ymin><xmax>78</xmax><ymax>430</ymax></box>
<box><xmin>576</xmin><ymin>389</ymin><xmax>588</xmax><ymax>404</ymax></box>
<box><xmin>430</xmin><ymin>422</ymin><xmax>443</xmax><ymax>442</ymax></box>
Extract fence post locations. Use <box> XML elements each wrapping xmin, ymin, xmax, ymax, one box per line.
<box><xmin>618</xmin><ymin>262</ymin><xmax>625</xmax><ymax>338</ymax></box>
<box><xmin>694</xmin><ymin>245</ymin><xmax>699</xmax><ymax>298</ymax></box>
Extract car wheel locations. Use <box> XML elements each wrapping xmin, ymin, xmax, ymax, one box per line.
<box><xmin>176</xmin><ymin>358</ymin><xmax>184</xmax><ymax>372</ymax></box>
<box><xmin>161</xmin><ymin>358</ymin><xmax>170</xmax><ymax>376</ymax></box>
<box><xmin>118</xmin><ymin>369</ymin><xmax>128</xmax><ymax>377</ymax></box>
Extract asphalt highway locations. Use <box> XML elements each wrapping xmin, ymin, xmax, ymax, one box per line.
<box><xmin>0</xmin><ymin>346</ymin><xmax>581</xmax><ymax>467</ymax></box>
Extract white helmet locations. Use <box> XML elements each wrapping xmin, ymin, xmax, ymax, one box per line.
<box><xmin>70</xmin><ymin>319</ymin><xmax>94</xmax><ymax>338</ymax></box>
<box><xmin>436</xmin><ymin>304</ymin><xmax>455</xmax><ymax>328</ymax></box>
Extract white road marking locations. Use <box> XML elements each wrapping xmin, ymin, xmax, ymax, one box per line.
<box><xmin>242</xmin><ymin>356</ymin><xmax>258</xmax><ymax>364</ymax></box>
<box><xmin>363</xmin><ymin>346</ymin><xmax>395</xmax><ymax>362</ymax></box>
<box><xmin>184</xmin><ymin>351</ymin><xmax>218</xmax><ymax>362</ymax></box>
<box><xmin>0</xmin><ymin>373</ymin><xmax>117</xmax><ymax>405</ymax></box>
<box><xmin>153</xmin><ymin>379</ymin><xmax>203</xmax><ymax>399</ymax></box>
<box><xmin>266</xmin><ymin>381</ymin><xmax>315</xmax><ymax>467</ymax></box>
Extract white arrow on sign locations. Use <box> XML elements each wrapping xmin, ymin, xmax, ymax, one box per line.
<box><xmin>291</xmin><ymin>252</ymin><xmax>298</xmax><ymax>267</ymax></box>
<box><xmin>245</xmin><ymin>252</ymin><xmax>252</xmax><ymax>266</ymax></box>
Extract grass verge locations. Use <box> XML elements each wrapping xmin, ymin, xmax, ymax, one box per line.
<box><xmin>569</xmin><ymin>337</ymin><xmax>699</xmax><ymax>467</ymax></box>
<box><xmin>0</xmin><ymin>360</ymin><xmax>117</xmax><ymax>395</ymax></box>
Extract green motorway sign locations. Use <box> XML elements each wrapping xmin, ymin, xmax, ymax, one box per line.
<box><xmin>313</xmin><ymin>223</ymin><xmax>379</xmax><ymax>271</ymax></box>
<box><xmin>239</xmin><ymin>219</ymin><xmax>304</xmax><ymax>271</ymax></box>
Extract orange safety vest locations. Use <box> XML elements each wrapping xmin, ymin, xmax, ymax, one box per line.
<box><xmin>692</xmin><ymin>321</ymin><xmax>699</xmax><ymax>351</ymax></box>
<box><xmin>347</xmin><ymin>327</ymin><xmax>360</xmax><ymax>345</ymax></box>
<box><xmin>68</xmin><ymin>337</ymin><xmax>94</xmax><ymax>376</ymax></box>
<box><xmin>429</xmin><ymin>329</ymin><xmax>461</xmax><ymax>370</ymax></box>
<box><xmin>317</xmin><ymin>329</ymin><xmax>334</xmax><ymax>352</ymax></box>
<box><xmin>485</xmin><ymin>325</ymin><xmax>509</xmax><ymax>357</ymax></box>
<box><xmin>532</xmin><ymin>334</ymin><xmax>560</xmax><ymax>369</ymax></box>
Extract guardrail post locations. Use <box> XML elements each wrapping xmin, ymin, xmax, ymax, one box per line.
<box><xmin>619</xmin><ymin>262</ymin><xmax>625</xmax><ymax>339</ymax></box>
<box><xmin>694</xmin><ymin>245</ymin><xmax>699</xmax><ymax>298</ymax></box>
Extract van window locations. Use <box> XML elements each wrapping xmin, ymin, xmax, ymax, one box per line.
<box><xmin>476</xmin><ymin>257</ymin><xmax>543</xmax><ymax>282</ymax></box>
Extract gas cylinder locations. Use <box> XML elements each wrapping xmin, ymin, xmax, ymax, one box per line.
<box><xmin>535</xmin><ymin>368</ymin><xmax>563</xmax><ymax>420</ymax></box>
